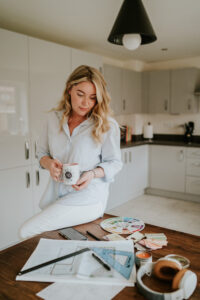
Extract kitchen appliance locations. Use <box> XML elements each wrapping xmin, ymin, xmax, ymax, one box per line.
<box><xmin>184</xmin><ymin>121</ymin><xmax>194</xmax><ymax>144</ymax></box>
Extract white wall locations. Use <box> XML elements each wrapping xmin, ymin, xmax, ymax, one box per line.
<box><xmin>115</xmin><ymin>113</ymin><xmax>200</xmax><ymax>136</ymax></box>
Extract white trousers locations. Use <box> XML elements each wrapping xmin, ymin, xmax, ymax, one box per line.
<box><xmin>19</xmin><ymin>201</ymin><xmax>104</xmax><ymax>239</ymax></box>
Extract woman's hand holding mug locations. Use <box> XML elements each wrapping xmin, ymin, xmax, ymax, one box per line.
<box><xmin>48</xmin><ymin>159</ymin><xmax>63</xmax><ymax>182</ymax></box>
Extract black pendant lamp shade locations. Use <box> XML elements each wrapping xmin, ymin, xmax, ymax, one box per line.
<box><xmin>108</xmin><ymin>0</ymin><xmax>157</xmax><ymax>46</ymax></box>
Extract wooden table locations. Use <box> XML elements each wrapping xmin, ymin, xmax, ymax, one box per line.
<box><xmin>0</xmin><ymin>214</ymin><xmax>199</xmax><ymax>300</ymax></box>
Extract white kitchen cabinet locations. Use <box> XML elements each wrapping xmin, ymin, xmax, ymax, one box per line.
<box><xmin>29</xmin><ymin>37</ymin><xmax>71</xmax><ymax>164</ymax></box>
<box><xmin>171</xmin><ymin>68</ymin><xmax>199</xmax><ymax>114</ymax></box>
<box><xmin>71</xmin><ymin>48</ymin><xmax>102</xmax><ymax>72</ymax></box>
<box><xmin>148</xmin><ymin>70</ymin><xmax>170</xmax><ymax>113</ymax></box>
<box><xmin>108</xmin><ymin>149</ymin><xmax>128</xmax><ymax>210</ymax></box>
<box><xmin>103</xmin><ymin>64</ymin><xmax>142</xmax><ymax>115</ymax></box>
<box><xmin>0</xmin><ymin>28</ymin><xmax>30</xmax><ymax>168</ymax></box>
<box><xmin>142</xmin><ymin>68</ymin><xmax>200</xmax><ymax>114</ymax></box>
<box><xmin>0</xmin><ymin>166</ymin><xmax>33</xmax><ymax>249</ymax></box>
<box><xmin>107</xmin><ymin>145</ymin><xmax>148</xmax><ymax>210</ymax></box>
<box><xmin>149</xmin><ymin>145</ymin><xmax>185</xmax><ymax>193</ymax></box>
<box><xmin>128</xmin><ymin>145</ymin><xmax>149</xmax><ymax>198</ymax></box>
<box><xmin>186</xmin><ymin>148</ymin><xmax>200</xmax><ymax>195</ymax></box>
<box><xmin>122</xmin><ymin>69</ymin><xmax>142</xmax><ymax>114</ymax></box>
<box><xmin>0</xmin><ymin>136</ymin><xmax>31</xmax><ymax>170</ymax></box>
<box><xmin>103</xmin><ymin>64</ymin><xmax>122</xmax><ymax>114</ymax></box>
<box><xmin>141</xmin><ymin>72</ymin><xmax>149</xmax><ymax>113</ymax></box>
<box><xmin>32</xmin><ymin>164</ymin><xmax>50</xmax><ymax>214</ymax></box>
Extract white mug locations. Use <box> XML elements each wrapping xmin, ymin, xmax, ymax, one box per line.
<box><xmin>62</xmin><ymin>163</ymin><xmax>80</xmax><ymax>185</ymax></box>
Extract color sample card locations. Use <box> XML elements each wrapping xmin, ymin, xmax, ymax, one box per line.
<box><xmin>103</xmin><ymin>233</ymin><xmax>126</xmax><ymax>241</ymax></box>
<box><xmin>127</xmin><ymin>232</ymin><xmax>144</xmax><ymax>242</ymax></box>
<box><xmin>100</xmin><ymin>217</ymin><xmax>145</xmax><ymax>234</ymax></box>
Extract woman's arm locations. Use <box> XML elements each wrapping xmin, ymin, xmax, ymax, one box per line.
<box><xmin>96</xmin><ymin>120</ymin><xmax>123</xmax><ymax>182</ymax></box>
<box><xmin>72</xmin><ymin>120</ymin><xmax>122</xmax><ymax>191</ymax></box>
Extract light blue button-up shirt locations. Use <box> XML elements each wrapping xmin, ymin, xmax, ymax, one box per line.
<box><xmin>37</xmin><ymin>111</ymin><xmax>122</xmax><ymax>208</ymax></box>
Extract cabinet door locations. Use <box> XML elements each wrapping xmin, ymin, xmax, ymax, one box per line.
<box><xmin>71</xmin><ymin>48</ymin><xmax>102</xmax><ymax>71</ymax></box>
<box><xmin>29</xmin><ymin>37</ymin><xmax>71</xmax><ymax>164</ymax></box>
<box><xmin>107</xmin><ymin>146</ymin><xmax>149</xmax><ymax>210</ymax></box>
<box><xmin>32</xmin><ymin>164</ymin><xmax>50</xmax><ymax>214</ymax></box>
<box><xmin>128</xmin><ymin>145</ymin><xmax>149</xmax><ymax>198</ymax></box>
<box><xmin>148</xmin><ymin>70</ymin><xmax>170</xmax><ymax>113</ymax></box>
<box><xmin>0</xmin><ymin>136</ymin><xmax>31</xmax><ymax>170</ymax></box>
<box><xmin>0</xmin><ymin>166</ymin><xmax>33</xmax><ymax>249</ymax></box>
<box><xmin>122</xmin><ymin>69</ymin><xmax>142</xmax><ymax>114</ymax></box>
<box><xmin>141</xmin><ymin>72</ymin><xmax>149</xmax><ymax>113</ymax></box>
<box><xmin>0</xmin><ymin>29</ymin><xmax>30</xmax><ymax>168</ymax></box>
<box><xmin>107</xmin><ymin>149</ymin><xmax>128</xmax><ymax>210</ymax></box>
<box><xmin>186</xmin><ymin>176</ymin><xmax>200</xmax><ymax>195</ymax></box>
<box><xmin>171</xmin><ymin>68</ymin><xmax>199</xmax><ymax>114</ymax></box>
<box><xmin>149</xmin><ymin>145</ymin><xmax>185</xmax><ymax>193</ymax></box>
<box><xmin>103</xmin><ymin>64</ymin><xmax>122</xmax><ymax>115</ymax></box>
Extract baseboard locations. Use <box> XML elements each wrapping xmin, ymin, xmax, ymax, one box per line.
<box><xmin>145</xmin><ymin>188</ymin><xmax>200</xmax><ymax>203</ymax></box>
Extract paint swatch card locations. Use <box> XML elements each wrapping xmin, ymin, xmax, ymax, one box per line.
<box><xmin>103</xmin><ymin>233</ymin><xmax>126</xmax><ymax>241</ymax></box>
<box><xmin>144</xmin><ymin>233</ymin><xmax>167</xmax><ymax>240</ymax></box>
<box><xmin>126</xmin><ymin>232</ymin><xmax>144</xmax><ymax>242</ymax></box>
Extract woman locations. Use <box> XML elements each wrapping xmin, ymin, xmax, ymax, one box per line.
<box><xmin>20</xmin><ymin>65</ymin><xmax>122</xmax><ymax>239</ymax></box>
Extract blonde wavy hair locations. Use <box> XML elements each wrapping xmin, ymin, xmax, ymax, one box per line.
<box><xmin>54</xmin><ymin>65</ymin><xmax>113</xmax><ymax>143</ymax></box>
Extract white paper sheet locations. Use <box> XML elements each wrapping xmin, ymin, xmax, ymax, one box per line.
<box><xmin>16</xmin><ymin>238</ymin><xmax>136</xmax><ymax>286</ymax></box>
<box><xmin>37</xmin><ymin>282</ymin><xmax>125</xmax><ymax>300</ymax></box>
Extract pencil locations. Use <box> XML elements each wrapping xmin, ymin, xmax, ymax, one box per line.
<box><xmin>17</xmin><ymin>247</ymin><xmax>90</xmax><ymax>276</ymax></box>
<box><xmin>92</xmin><ymin>253</ymin><xmax>111</xmax><ymax>271</ymax></box>
<box><xmin>86</xmin><ymin>231</ymin><xmax>101</xmax><ymax>241</ymax></box>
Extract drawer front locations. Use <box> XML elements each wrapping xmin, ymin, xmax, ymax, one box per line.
<box><xmin>186</xmin><ymin>176</ymin><xmax>200</xmax><ymax>195</ymax></box>
<box><xmin>186</xmin><ymin>158</ymin><xmax>200</xmax><ymax>177</ymax></box>
<box><xmin>187</xmin><ymin>148</ymin><xmax>200</xmax><ymax>158</ymax></box>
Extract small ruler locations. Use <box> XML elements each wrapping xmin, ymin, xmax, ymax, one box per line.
<box><xmin>92</xmin><ymin>247</ymin><xmax>134</xmax><ymax>280</ymax></box>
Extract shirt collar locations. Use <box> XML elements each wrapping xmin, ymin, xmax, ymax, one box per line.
<box><xmin>55</xmin><ymin>110</ymin><xmax>94</xmax><ymax>137</ymax></box>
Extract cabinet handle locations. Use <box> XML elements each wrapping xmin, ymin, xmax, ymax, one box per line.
<box><xmin>124</xmin><ymin>151</ymin><xmax>127</xmax><ymax>164</ymax></box>
<box><xmin>26</xmin><ymin>172</ymin><xmax>30</xmax><ymax>188</ymax></box>
<box><xmin>187</xmin><ymin>99</ymin><xmax>191</xmax><ymax>111</ymax></box>
<box><xmin>99</xmin><ymin>67</ymin><xmax>103</xmax><ymax>73</ymax></box>
<box><xmin>35</xmin><ymin>141</ymin><xmax>38</xmax><ymax>159</ymax></box>
<box><xmin>129</xmin><ymin>151</ymin><xmax>132</xmax><ymax>163</ymax></box>
<box><xmin>36</xmin><ymin>170</ymin><xmax>40</xmax><ymax>186</ymax></box>
<box><xmin>178</xmin><ymin>150</ymin><xmax>184</xmax><ymax>161</ymax></box>
<box><xmin>123</xmin><ymin>99</ymin><xmax>126</xmax><ymax>111</ymax></box>
<box><xmin>164</xmin><ymin>99</ymin><xmax>168</xmax><ymax>111</ymax></box>
<box><xmin>25</xmin><ymin>141</ymin><xmax>29</xmax><ymax>160</ymax></box>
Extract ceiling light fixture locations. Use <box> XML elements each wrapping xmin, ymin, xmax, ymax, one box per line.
<box><xmin>108</xmin><ymin>0</ymin><xmax>157</xmax><ymax>51</ymax></box>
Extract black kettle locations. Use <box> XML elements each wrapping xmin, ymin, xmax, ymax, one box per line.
<box><xmin>184</xmin><ymin>122</ymin><xmax>194</xmax><ymax>144</ymax></box>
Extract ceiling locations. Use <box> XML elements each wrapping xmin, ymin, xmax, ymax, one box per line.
<box><xmin>0</xmin><ymin>0</ymin><xmax>200</xmax><ymax>63</ymax></box>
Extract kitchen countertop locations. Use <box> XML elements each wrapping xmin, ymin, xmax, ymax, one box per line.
<box><xmin>121</xmin><ymin>139</ymin><xmax>200</xmax><ymax>149</ymax></box>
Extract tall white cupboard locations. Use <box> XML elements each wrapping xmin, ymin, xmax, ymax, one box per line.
<box><xmin>0</xmin><ymin>28</ymin><xmax>103</xmax><ymax>249</ymax></box>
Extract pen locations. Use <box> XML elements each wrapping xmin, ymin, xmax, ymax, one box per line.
<box><xmin>17</xmin><ymin>247</ymin><xmax>90</xmax><ymax>276</ymax></box>
<box><xmin>86</xmin><ymin>231</ymin><xmax>101</xmax><ymax>241</ymax></box>
<box><xmin>92</xmin><ymin>253</ymin><xmax>111</xmax><ymax>271</ymax></box>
